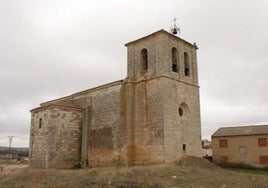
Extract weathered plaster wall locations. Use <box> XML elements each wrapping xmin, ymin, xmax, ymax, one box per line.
<box><xmin>212</xmin><ymin>135</ymin><xmax>268</xmax><ymax>168</ymax></box>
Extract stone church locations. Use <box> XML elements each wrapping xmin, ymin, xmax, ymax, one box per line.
<box><xmin>29</xmin><ymin>29</ymin><xmax>202</xmax><ymax>168</ymax></box>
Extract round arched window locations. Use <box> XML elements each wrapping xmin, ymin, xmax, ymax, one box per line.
<box><xmin>178</xmin><ymin>103</ymin><xmax>189</xmax><ymax>118</ymax></box>
<box><xmin>178</xmin><ymin>107</ymin><xmax>184</xmax><ymax>117</ymax></box>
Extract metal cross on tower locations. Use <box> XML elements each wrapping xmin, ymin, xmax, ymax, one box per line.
<box><xmin>170</xmin><ymin>17</ymin><xmax>180</xmax><ymax>35</ymax></box>
<box><xmin>172</xmin><ymin>17</ymin><xmax>177</xmax><ymax>25</ymax></box>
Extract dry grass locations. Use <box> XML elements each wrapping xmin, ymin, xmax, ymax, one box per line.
<box><xmin>1</xmin><ymin>157</ymin><xmax>268</xmax><ymax>188</ymax></box>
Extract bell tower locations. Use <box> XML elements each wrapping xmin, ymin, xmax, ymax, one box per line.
<box><xmin>125</xmin><ymin>29</ymin><xmax>199</xmax><ymax>86</ymax></box>
<box><xmin>124</xmin><ymin>29</ymin><xmax>202</xmax><ymax>163</ymax></box>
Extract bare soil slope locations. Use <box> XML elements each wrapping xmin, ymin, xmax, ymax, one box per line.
<box><xmin>0</xmin><ymin>157</ymin><xmax>267</xmax><ymax>188</ymax></box>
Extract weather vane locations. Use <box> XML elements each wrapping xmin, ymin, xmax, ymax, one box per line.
<box><xmin>170</xmin><ymin>17</ymin><xmax>180</xmax><ymax>35</ymax></box>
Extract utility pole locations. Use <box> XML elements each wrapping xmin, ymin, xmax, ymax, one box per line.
<box><xmin>7</xmin><ymin>136</ymin><xmax>14</xmax><ymax>154</ymax></box>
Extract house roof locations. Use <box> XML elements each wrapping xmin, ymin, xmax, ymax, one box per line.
<box><xmin>31</xmin><ymin>79</ymin><xmax>124</xmax><ymax>112</ymax></box>
<box><xmin>30</xmin><ymin>100</ymin><xmax>83</xmax><ymax>113</ymax></box>
<box><xmin>212</xmin><ymin>125</ymin><xmax>268</xmax><ymax>137</ymax></box>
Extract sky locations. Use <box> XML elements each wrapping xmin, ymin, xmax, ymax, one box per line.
<box><xmin>0</xmin><ymin>0</ymin><xmax>268</xmax><ymax>147</ymax></box>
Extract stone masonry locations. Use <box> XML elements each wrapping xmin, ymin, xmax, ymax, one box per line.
<box><xmin>29</xmin><ymin>29</ymin><xmax>202</xmax><ymax>168</ymax></box>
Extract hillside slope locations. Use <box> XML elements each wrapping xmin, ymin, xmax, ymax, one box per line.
<box><xmin>0</xmin><ymin>146</ymin><xmax>29</xmax><ymax>152</ymax></box>
<box><xmin>0</xmin><ymin>157</ymin><xmax>267</xmax><ymax>188</ymax></box>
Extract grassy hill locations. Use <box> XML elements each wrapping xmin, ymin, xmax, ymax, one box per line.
<box><xmin>0</xmin><ymin>157</ymin><xmax>267</xmax><ymax>188</ymax></box>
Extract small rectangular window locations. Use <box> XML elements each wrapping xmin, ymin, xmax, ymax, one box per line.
<box><xmin>239</xmin><ymin>146</ymin><xmax>247</xmax><ymax>155</ymax></box>
<box><xmin>259</xmin><ymin>156</ymin><xmax>268</xmax><ymax>165</ymax></box>
<box><xmin>182</xmin><ymin>144</ymin><xmax>186</xmax><ymax>151</ymax></box>
<box><xmin>258</xmin><ymin>138</ymin><xmax>267</xmax><ymax>147</ymax></box>
<box><xmin>219</xmin><ymin>139</ymin><xmax>228</xmax><ymax>148</ymax></box>
<box><xmin>39</xmin><ymin>118</ymin><xmax>42</xmax><ymax>129</ymax></box>
<box><xmin>141</xmin><ymin>49</ymin><xmax>148</xmax><ymax>71</ymax></box>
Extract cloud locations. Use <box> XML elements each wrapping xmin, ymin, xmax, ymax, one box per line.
<box><xmin>0</xmin><ymin>0</ymin><xmax>268</xmax><ymax>146</ymax></box>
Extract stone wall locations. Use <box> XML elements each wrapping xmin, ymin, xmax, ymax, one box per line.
<box><xmin>162</xmin><ymin>77</ymin><xmax>202</xmax><ymax>161</ymax></box>
<box><xmin>29</xmin><ymin>30</ymin><xmax>202</xmax><ymax>168</ymax></box>
<box><xmin>125</xmin><ymin>30</ymin><xmax>201</xmax><ymax>163</ymax></box>
<box><xmin>86</xmin><ymin>84</ymin><xmax>123</xmax><ymax>166</ymax></box>
<box><xmin>29</xmin><ymin>108</ymin><xmax>50</xmax><ymax>168</ymax></box>
<box><xmin>29</xmin><ymin>106</ymin><xmax>83</xmax><ymax>168</ymax></box>
<box><xmin>128</xmin><ymin>79</ymin><xmax>165</xmax><ymax>164</ymax></box>
<box><xmin>43</xmin><ymin>82</ymin><xmax>124</xmax><ymax>167</ymax></box>
<box><xmin>126</xmin><ymin>30</ymin><xmax>198</xmax><ymax>85</ymax></box>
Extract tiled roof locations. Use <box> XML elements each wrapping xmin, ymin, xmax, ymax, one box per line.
<box><xmin>31</xmin><ymin>99</ymin><xmax>83</xmax><ymax>112</ymax></box>
<box><xmin>212</xmin><ymin>125</ymin><xmax>268</xmax><ymax>137</ymax></box>
<box><xmin>124</xmin><ymin>29</ymin><xmax>198</xmax><ymax>49</ymax></box>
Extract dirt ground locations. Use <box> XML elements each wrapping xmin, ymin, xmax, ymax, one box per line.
<box><xmin>0</xmin><ymin>164</ymin><xmax>28</xmax><ymax>174</ymax></box>
<box><xmin>0</xmin><ymin>157</ymin><xmax>268</xmax><ymax>188</ymax></box>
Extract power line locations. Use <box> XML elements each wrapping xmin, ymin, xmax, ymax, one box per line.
<box><xmin>7</xmin><ymin>136</ymin><xmax>14</xmax><ymax>154</ymax></box>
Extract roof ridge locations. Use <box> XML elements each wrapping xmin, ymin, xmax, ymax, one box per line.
<box><xmin>212</xmin><ymin>124</ymin><xmax>268</xmax><ymax>137</ymax></box>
